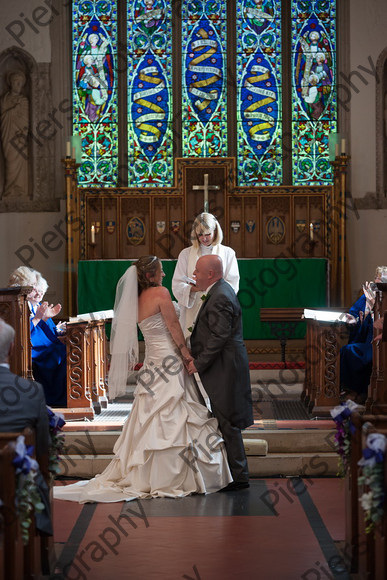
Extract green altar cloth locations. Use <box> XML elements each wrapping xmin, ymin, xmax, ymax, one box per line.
<box><xmin>77</xmin><ymin>259</ymin><xmax>327</xmax><ymax>340</ymax></box>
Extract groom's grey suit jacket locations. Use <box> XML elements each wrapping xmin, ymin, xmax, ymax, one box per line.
<box><xmin>190</xmin><ymin>279</ymin><xmax>253</xmax><ymax>430</ymax></box>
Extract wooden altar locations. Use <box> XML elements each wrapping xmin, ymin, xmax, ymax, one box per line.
<box><xmin>64</xmin><ymin>155</ymin><xmax>350</xmax><ymax>317</ymax></box>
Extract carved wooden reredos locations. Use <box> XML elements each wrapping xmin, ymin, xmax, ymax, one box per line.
<box><xmin>64</xmin><ymin>156</ymin><xmax>349</xmax><ymax>314</ymax></box>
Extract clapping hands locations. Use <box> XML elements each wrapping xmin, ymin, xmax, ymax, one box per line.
<box><xmin>362</xmin><ymin>281</ymin><xmax>376</xmax><ymax>313</ymax></box>
<box><xmin>35</xmin><ymin>301</ymin><xmax>62</xmax><ymax>321</ymax></box>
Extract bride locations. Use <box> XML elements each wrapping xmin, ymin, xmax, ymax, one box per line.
<box><xmin>54</xmin><ymin>256</ymin><xmax>232</xmax><ymax>502</ymax></box>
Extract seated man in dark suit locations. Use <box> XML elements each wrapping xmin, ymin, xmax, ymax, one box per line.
<box><xmin>0</xmin><ymin>317</ymin><xmax>52</xmax><ymax>536</ymax></box>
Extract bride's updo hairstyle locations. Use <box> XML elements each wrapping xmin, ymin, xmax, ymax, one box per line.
<box><xmin>135</xmin><ymin>256</ymin><xmax>161</xmax><ymax>294</ymax></box>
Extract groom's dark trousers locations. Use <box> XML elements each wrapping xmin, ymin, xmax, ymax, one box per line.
<box><xmin>190</xmin><ymin>279</ymin><xmax>253</xmax><ymax>483</ymax></box>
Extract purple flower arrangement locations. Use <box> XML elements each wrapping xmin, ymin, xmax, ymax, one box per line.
<box><xmin>330</xmin><ymin>400</ymin><xmax>360</xmax><ymax>477</ymax></box>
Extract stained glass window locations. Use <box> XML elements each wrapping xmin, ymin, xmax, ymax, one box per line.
<box><xmin>72</xmin><ymin>1</ymin><xmax>337</xmax><ymax>188</ymax></box>
<box><xmin>236</xmin><ymin>0</ymin><xmax>282</xmax><ymax>186</ymax></box>
<box><xmin>72</xmin><ymin>0</ymin><xmax>118</xmax><ymax>186</ymax></box>
<box><xmin>181</xmin><ymin>1</ymin><xmax>228</xmax><ymax>157</ymax></box>
<box><xmin>127</xmin><ymin>0</ymin><xmax>173</xmax><ymax>187</ymax></box>
<box><xmin>291</xmin><ymin>0</ymin><xmax>337</xmax><ymax>185</ymax></box>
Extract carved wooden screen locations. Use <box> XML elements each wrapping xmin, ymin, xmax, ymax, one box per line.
<box><xmin>80</xmin><ymin>157</ymin><xmax>330</xmax><ymax>261</ymax></box>
<box><xmin>65</xmin><ymin>154</ymin><xmax>348</xmax><ymax>314</ymax></box>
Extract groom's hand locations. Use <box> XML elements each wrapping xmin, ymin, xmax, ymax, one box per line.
<box><xmin>187</xmin><ymin>360</ymin><xmax>197</xmax><ymax>375</ymax></box>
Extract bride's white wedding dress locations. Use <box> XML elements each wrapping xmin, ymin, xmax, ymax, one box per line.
<box><xmin>54</xmin><ymin>306</ymin><xmax>232</xmax><ymax>502</ymax></box>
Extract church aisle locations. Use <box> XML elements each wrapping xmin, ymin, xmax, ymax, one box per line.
<box><xmin>51</xmin><ymin>477</ymin><xmax>350</xmax><ymax>580</ymax></box>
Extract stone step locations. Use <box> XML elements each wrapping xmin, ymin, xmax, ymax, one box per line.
<box><xmin>128</xmin><ymin>368</ymin><xmax>305</xmax><ymax>384</ymax></box>
<box><xmin>126</xmin><ymin>368</ymin><xmax>305</xmax><ymax>400</ymax></box>
<box><xmin>58</xmin><ymin>428</ymin><xmax>338</xmax><ymax>478</ymax></box>
<box><xmin>247</xmin><ymin>453</ymin><xmax>339</xmax><ymax>477</ymax></box>
<box><xmin>243</xmin><ymin>429</ymin><xmax>335</xmax><ymax>453</ymax></box>
<box><xmin>58</xmin><ymin>452</ymin><xmax>339</xmax><ymax>479</ymax></box>
<box><xmin>249</xmin><ymin>368</ymin><xmax>305</xmax><ymax>384</ymax></box>
<box><xmin>62</xmin><ymin>428</ymin><xmax>334</xmax><ymax>456</ymax></box>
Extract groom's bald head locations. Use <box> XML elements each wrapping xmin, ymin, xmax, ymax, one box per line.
<box><xmin>193</xmin><ymin>255</ymin><xmax>223</xmax><ymax>291</ymax></box>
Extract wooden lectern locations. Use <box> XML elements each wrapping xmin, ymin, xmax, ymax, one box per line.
<box><xmin>302</xmin><ymin>309</ymin><xmax>347</xmax><ymax>416</ymax></box>
<box><xmin>66</xmin><ymin>319</ymin><xmax>109</xmax><ymax>419</ymax></box>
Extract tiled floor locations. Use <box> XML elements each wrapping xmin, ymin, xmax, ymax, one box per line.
<box><xmin>52</xmin><ymin>477</ymin><xmax>350</xmax><ymax>580</ymax></box>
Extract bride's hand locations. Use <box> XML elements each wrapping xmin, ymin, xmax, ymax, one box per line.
<box><xmin>180</xmin><ymin>345</ymin><xmax>193</xmax><ymax>367</ymax></box>
<box><xmin>187</xmin><ymin>360</ymin><xmax>197</xmax><ymax>375</ymax></box>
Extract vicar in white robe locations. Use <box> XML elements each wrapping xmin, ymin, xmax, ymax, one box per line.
<box><xmin>172</xmin><ymin>213</ymin><xmax>240</xmax><ymax>338</ymax></box>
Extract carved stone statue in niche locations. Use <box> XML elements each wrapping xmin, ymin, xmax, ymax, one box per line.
<box><xmin>0</xmin><ymin>70</ymin><xmax>30</xmax><ymax>198</ymax></box>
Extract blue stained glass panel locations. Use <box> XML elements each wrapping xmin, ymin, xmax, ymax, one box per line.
<box><xmin>127</xmin><ymin>0</ymin><xmax>173</xmax><ymax>187</ymax></box>
<box><xmin>181</xmin><ymin>1</ymin><xmax>227</xmax><ymax>157</ymax></box>
<box><xmin>236</xmin><ymin>0</ymin><xmax>282</xmax><ymax>185</ymax></box>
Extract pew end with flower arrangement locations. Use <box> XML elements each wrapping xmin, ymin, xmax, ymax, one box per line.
<box><xmin>0</xmin><ymin>409</ymin><xmax>65</xmax><ymax>578</ymax></box>
<box><xmin>330</xmin><ymin>404</ymin><xmax>387</xmax><ymax>576</ymax></box>
<box><xmin>0</xmin><ymin>428</ymin><xmax>44</xmax><ymax>578</ymax></box>
<box><xmin>356</xmin><ymin>421</ymin><xmax>387</xmax><ymax>578</ymax></box>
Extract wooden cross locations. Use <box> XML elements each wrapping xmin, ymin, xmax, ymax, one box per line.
<box><xmin>192</xmin><ymin>173</ymin><xmax>220</xmax><ymax>213</ymax></box>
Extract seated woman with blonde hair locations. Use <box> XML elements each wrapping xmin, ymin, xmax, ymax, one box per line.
<box><xmin>8</xmin><ymin>266</ymin><xmax>67</xmax><ymax>407</ymax></box>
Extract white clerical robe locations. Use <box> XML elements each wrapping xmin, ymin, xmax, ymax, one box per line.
<box><xmin>172</xmin><ymin>244</ymin><xmax>240</xmax><ymax>338</ymax></box>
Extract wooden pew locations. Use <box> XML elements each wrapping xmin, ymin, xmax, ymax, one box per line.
<box><xmin>0</xmin><ymin>428</ymin><xmax>42</xmax><ymax>579</ymax></box>
<box><xmin>345</xmin><ymin>413</ymin><xmax>387</xmax><ymax>575</ymax></box>
<box><xmin>367</xmin><ymin>282</ymin><xmax>387</xmax><ymax>414</ymax></box>
<box><xmin>0</xmin><ymin>287</ymin><xmax>33</xmax><ymax>379</ymax></box>
<box><xmin>0</xmin><ymin>441</ymin><xmax>23</xmax><ymax>580</ymax></box>
<box><xmin>357</xmin><ymin>420</ymin><xmax>387</xmax><ymax>580</ymax></box>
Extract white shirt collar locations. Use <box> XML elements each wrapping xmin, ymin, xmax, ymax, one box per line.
<box><xmin>205</xmin><ymin>281</ymin><xmax>218</xmax><ymax>294</ymax></box>
<box><xmin>0</xmin><ymin>363</ymin><xmax>10</xmax><ymax>369</ymax></box>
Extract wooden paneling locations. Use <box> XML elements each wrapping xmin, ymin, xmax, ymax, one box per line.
<box><xmin>64</xmin><ymin>155</ymin><xmax>349</xmax><ymax>314</ymax></box>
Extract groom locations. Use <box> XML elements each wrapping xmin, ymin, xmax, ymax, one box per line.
<box><xmin>187</xmin><ymin>255</ymin><xmax>253</xmax><ymax>490</ymax></box>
